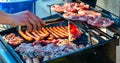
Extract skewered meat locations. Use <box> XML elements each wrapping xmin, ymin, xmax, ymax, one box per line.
<box><xmin>3</xmin><ymin>33</ymin><xmax>23</xmax><ymax>45</ymax></box>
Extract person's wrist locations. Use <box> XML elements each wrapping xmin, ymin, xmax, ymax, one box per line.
<box><xmin>7</xmin><ymin>14</ymin><xmax>16</xmax><ymax>27</ymax></box>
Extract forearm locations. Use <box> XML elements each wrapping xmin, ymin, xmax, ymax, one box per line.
<box><xmin>0</xmin><ymin>11</ymin><xmax>13</xmax><ymax>25</ymax></box>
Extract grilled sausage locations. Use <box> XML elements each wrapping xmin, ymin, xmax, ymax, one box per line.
<box><xmin>34</xmin><ymin>30</ymin><xmax>42</xmax><ymax>36</ymax></box>
<box><xmin>56</xmin><ymin>26</ymin><xmax>68</xmax><ymax>36</ymax></box>
<box><xmin>64</xmin><ymin>26</ymin><xmax>68</xmax><ymax>30</ymax></box>
<box><xmin>18</xmin><ymin>30</ymin><xmax>33</xmax><ymax>41</ymax></box>
<box><xmin>55</xmin><ymin>26</ymin><xmax>68</xmax><ymax>37</ymax></box>
<box><xmin>25</xmin><ymin>30</ymin><xmax>35</xmax><ymax>38</ymax></box>
<box><xmin>31</xmin><ymin>30</ymin><xmax>40</xmax><ymax>38</ymax></box>
<box><xmin>38</xmin><ymin>29</ymin><xmax>45</xmax><ymax>34</ymax></box>
<box><xmin>31</xmin><ymin>30</ymin><xmax>42</xmax><ymax>41</ymax></box>
<box><xmin>46</xmin><ymin>27</ymin><xmax>59</xmax><ymax>39</ymax></box>
<box><xmin>60</xmin><ymin>26</ymin><xmax>68</xmax><ymax>32</ymax></box>
<box><xmin>41</xmin><ymin>27</ymin><xmax>50</xmax><ymax>37</ymax></box>
<box><xmin>41</xmin><ymin>27</ymin><xmax>49</xmax><ymax>35</ymax></box>
<box><xmin>49</xmin><ymin>27</ymin><xmax>62</xmax><ymax>38</ymax></box>
<box><xmin>52</xmin><ymin>26</ymin><xmax>66</xmax><ymax>38</ymax></box>
<box><xmin>47</xmin><ymin>34</ymin><xmax>55</xmax><ymax>40</ymax></box>
<box><xmin>35</xmin><ymin>29</ymin><xmax>49</xmax><ymax>38</ymax></box>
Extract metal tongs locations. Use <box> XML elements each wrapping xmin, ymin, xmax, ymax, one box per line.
<box><xmin>18</xmin><ymin>17</ymin><xmax>65</xmax><ymax>31</ymax></box>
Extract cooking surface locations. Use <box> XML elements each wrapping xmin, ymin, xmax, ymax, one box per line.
<box><xmin>0</xmin><ymin>18</ymin><xmax>116</xmax><ymax>63</ymax></box>
<box><xmin>0</xmin><ymin>1</ymin><xmax>119</xmax><ymax>63</ymax></box>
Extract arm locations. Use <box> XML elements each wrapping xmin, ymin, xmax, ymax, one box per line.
<box><xmin>0</xmin><ymin>10</ymin><xmax>45</xmax><ymax>31</ymax></box>
<box><xmin>0</xmin><ymin>11</ymin><xmax>13</xmax><ymax>25</ymax></box>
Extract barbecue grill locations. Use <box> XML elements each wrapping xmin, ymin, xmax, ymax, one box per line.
<box><xmin>0</xmin><ymin>1</ymin><xmax>119</xmax><ymax>63</ymax></box>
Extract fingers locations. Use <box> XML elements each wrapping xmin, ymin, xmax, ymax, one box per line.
<box><xmin>28</xmin><ymin>17</ymin><xmax>37</xmax><ymax>30</ymax></box>
<box><xmin>37</xmin><ymin>17</ymin><xmax>45</xmax><ymax>26</ymax></box>
<box><xmin>25</xmin><ymin>10</ymin><xmax>43</xmax><ymax>29</ymax></box>
<box><xmin>26</xmin><ymin>20</ymin><xmax>32</xmax><ymax>31</ymax></box>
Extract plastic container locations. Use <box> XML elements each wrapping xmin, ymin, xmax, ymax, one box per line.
<box><xmin>0</xmin><ymin>0</ymin><xmax>36</xmax><ymax>14</ymax></box>
<box><xmin>0</xmin><ymin>0</ymin><xmax>36</xmax><ymax>31</ymax></box>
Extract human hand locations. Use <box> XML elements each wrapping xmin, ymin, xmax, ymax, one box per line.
<box><xmin>9</xmin><ymin>10</ymin><xmax>45</xmax><ymax>31</ymax></box>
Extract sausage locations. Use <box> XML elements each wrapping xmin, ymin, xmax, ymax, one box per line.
<box><xmin>52</xmin><ymin>26</ymin><xmax>66</xmax><ymax>38</ymax></box>
<box><xmin>64</xmin><ymin>26</ymin><xmax>68</xmax><ymax>30</ymax></box>
<box><xmin>18</xmin><ymin>30</ymin><xmax>33</xmax><ymax>41</ymax></box>
<box><xmin>34</xmin><ymin>30</ymin><xmax>42</xmax><ymax>36</ymax></box>
<box><xmin>35</xmin><ymin>30</ymin><xmax>49</xmax><ymax>38</ymax></box>
<box><xmin>41</xmin><ymin>27</ymin><xmax>50</xmax><ymax>35</ymax></box>
<box><xmin>47</xmin><ymin>34</ymin><xmax>55</xmax><ymax>40</ymax></box>
<box><xmin>38</xmin><ymin>29</ymin><xmax>45</xmax><ymax>34</ymax></box>
<box><xmin>25</xmin><ymin>30</ymin><xmax>35</xmax><ymax>38</ymax></box>
<box><xmin>55</xmin><ymin>26</ymin><xmax>68</xmax><ymax>37</ymax></box>
<box><xmin>31</xmin><ymin>31</ymin><xmax>42</xmax><ymax>41</ymax></box>
<box><xmin>60</xmin><ymin>26</ymin><xmax>68</xmax><ymax>32</ymax></box>
<box><xmin>56</xmin><ymin>26</ymin><xmax>68</xmax><ymax>36</ymax></box>
<box><xmin>31</xmin><ymin>30</ymin><xmax>40</xmax><ymax>38</ymax></box>
<box><xmin>33</xmin><ymin>58</ymin><xmax>40</xmax><ymax>63</ymax></box>
<box><xmin>49</xmin><ymin>27</ymin><xmax>62</xmax><ymax>38</ymax></box>
<box><xmin>46</xmin><ymin>27</ymin><xmax>59</xmax><ymax>39</ymax></box>
<box><xmin>41</xmin><ymin>27</ymin><xmax>50</xmax><ymax>37</ymax></box>
<box><xmin>36</xmin><ymin>29</ymin><xmax>50</xmax><ymax>40</ymax></box>
<box><xmin>25</xmin><ymin>30</ymin><xmax>41</xmax><ymax>41</ymax></box>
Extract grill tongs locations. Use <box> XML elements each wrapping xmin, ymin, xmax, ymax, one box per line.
<box><xmin>18</xmin><ymin>17</ymin><xmax>65</xmax><ymax>30</ymax></box>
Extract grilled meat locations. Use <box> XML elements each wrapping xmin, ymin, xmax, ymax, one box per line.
<box><xmin>3</xmin><ymin>33</ymin><xmax>23</xmax><ymax>46</ymax></box>
<box><xmin>15</xmin><ymin>39</ymin><xmax>86</xmax><ymax>62</ymax></box>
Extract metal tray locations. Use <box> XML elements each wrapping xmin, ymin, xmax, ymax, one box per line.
<box><xmin>48</xmin><ymin>1</ymin><xmax>120</xmax><ymax>36</ymax></box>
<box><xmin>0</xmin><ymin>18</ymin><xmax>115</xmax><ymax>63</ymax></box>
